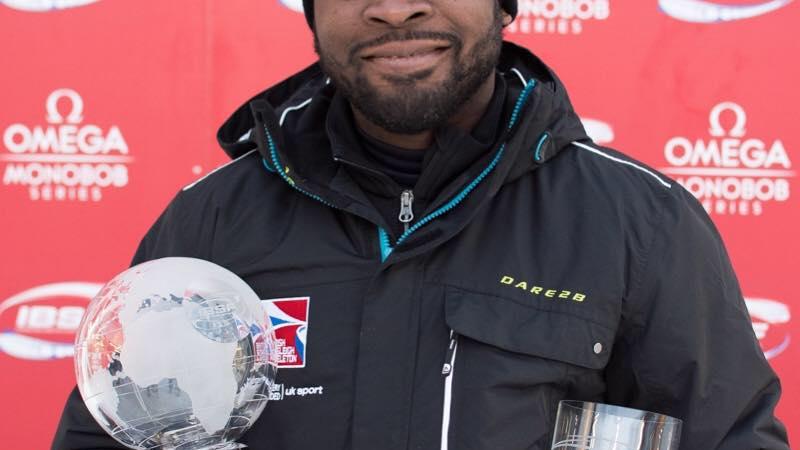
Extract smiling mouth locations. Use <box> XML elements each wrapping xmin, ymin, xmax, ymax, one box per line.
<box><xmin>364</xmin><ymin>46</ymin><xmax>450</xmax><ymax>59</ymax></box>
<box><xmin>361</xmin><ymin>41</ymin><xmax>452</xmax><ymax>73</ymax></box>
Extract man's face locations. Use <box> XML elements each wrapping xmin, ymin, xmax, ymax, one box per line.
<box><xmin>314</xmin><ymin>0</ymin><xmax>506</xmax><ymax>135</ymax></box>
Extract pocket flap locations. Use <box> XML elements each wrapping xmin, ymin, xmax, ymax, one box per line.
<box><xmin>445</xmin><ymin>286</ymin><xmax>616</xmax><ymax>370</ymax></box>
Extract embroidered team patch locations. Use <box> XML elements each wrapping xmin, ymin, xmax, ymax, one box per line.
<box><xmin>262</xmin><ymin>297</ymin><xmax>310</xmax><ymax>368</ymax></box>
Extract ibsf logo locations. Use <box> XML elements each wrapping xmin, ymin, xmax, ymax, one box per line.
<box><xmin>263</xmin><ymin>297</ymin><xmax>310</xmax><ymax>368</ymax></box>
<box><xmin>0</xmin><ymin>0</ymin><xmax>100</xmax><ymax>11</ymax></box>
<box><xmin>658</xmin><ymin>0</ymin><xmax>793</xmax><ymax>23</ymax></box>
<box><xmin>660</xmin><ymin>102</ymin><xmax>794</xmax><ymax>216</ymax></box>
<box><xmin>745</xmin><ymin>297</ymin><xmax>791</xmax><ymax>360</ymax></box>
<box><xmin>2</xmin><ymin>88</ymin><xmax>132</xmax><ymax>202</ymax></box>
<box><xmin>0</xmin><ymin>282</ymin><xmax>101</xmax><ymax>361</ymax></box>
<box><xmin>580</xmin><ymin>117</ymin><xmax>615</xmax><ymax>145</ymax></box>
<box><xmin>506</xmin><ymin>0</ymin><xmax>610</xmax><ymax>35</ymax></box>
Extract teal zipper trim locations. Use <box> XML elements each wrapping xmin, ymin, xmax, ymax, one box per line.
<box><xmin>534</xmin><ymin>132</ymin><xmax>550</xmax><ymax>162</ymax></box>
<box><xmin>507</xmin><ymin>80</ymin><xmax>537</xmax><ymax>130</ymax></box>
<box><xmin>262</xmin><ymin>128</ymin><xmax>336</xmax><ymax>209</ymax></box>
<box><xmin>394</xmin><ymin>79</ymin><xmax>537</xmax><ymax>248</ymax></box>
<box><xmin>261</xmin><ymin>158</ymin><xmax>276</xmax><ymax>172</ymax></box>
<box><xmin>378</xmin><ymin>227</ymin><xmax>393</xmax><ymax>262</ymax></box>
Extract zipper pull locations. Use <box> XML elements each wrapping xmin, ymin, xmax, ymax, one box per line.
<box><xmin>398</xmin><ymin>190</ymin><xmax>415</xmax><ymax>233</ymax></box>
<box><xmin>442</xmin><ymin>330</ymin><xmax>459</xmax><ymax>377</ymax></box>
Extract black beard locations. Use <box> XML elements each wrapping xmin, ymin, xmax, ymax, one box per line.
<box><xmin>315</xmin><ymin>6</ymin><xmax>504</xmax><ymax>135</ymax></box>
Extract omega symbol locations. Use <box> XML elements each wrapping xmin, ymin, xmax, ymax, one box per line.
<box><xmin>708</xmin><ymin>101</ymin><xmax>747</xmax><ymax>138</ymax></box>
<box><xmin>45</xmin><ymin>88</ymin><xmax>84</xmax><ymax>125</ymax></box>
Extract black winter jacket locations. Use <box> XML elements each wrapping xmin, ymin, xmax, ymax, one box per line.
<box><xmin>52</xmin><ymin>42</ymin><xmax>789</xmax><ymax>450</ymax></box>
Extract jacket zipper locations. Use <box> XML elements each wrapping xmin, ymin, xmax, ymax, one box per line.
<box><xmin>398</xmin><ymin>190</ymin><xmax>415</xmax><ymax>233</ymax></box>
<box><xmin>378</xmin><ymin>227</ymin><xmax>393</xmax><ymax>262</ymax></box>
<box><xmin>394</xmin><ymin>79</ymin><xmax>537</xmax><ymax>248</ymax></box>
<box><xmin>441</xmin><ymin>330</ymin><xmax>459</xmax><ymax>450</ymax></box>
<box><xmin>262</xmin><ymin>78</ymin><xmax>536</xmax><ymax>262</ymax></box>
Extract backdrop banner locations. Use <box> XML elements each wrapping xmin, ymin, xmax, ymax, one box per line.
<box><xmin>0</xmin><ymin>1</ymin><xmax>796</xmax><ymax>448</ymax></box>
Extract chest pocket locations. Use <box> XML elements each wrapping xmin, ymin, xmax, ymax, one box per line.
<box><xmin>442</xmin><ymin>285</ymin><xmax>619</xmax><ymax>450</ymax></box>
<box><xmin>445</xmin><ymin>285</ymin><xmax>616</xmax><ymax>369</ymax></box>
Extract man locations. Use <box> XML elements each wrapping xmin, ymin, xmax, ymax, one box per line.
<box><xmin>53</xmin><ymin>0</ymin><xmax>790</xmax><ymax>448</ymax></box>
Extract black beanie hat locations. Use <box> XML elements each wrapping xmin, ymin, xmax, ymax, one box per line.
<box><xmin>301</xmin><ymin>0</ymin><xmax>517</xmax><ymax>29</ymax></box>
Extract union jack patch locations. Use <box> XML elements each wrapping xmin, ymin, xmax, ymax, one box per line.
<box><xmin>262</xmin><ymin>297</ymin><xmax>310</xmax><ymax>368</ymax></box>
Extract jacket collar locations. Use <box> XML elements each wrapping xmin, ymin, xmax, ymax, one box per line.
<box><xmin>217</xmin><ymin>42</ymin><xmax>589</xmax><ymax>256</ymax></box>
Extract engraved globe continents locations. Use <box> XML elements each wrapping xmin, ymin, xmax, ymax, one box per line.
<box><xmin>74</xmin><ymin>257</ymin><xmax>278</xmax><ymax>450</ymax></box>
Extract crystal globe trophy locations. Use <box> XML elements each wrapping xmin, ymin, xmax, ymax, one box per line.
<box><xmin>551</xmin><ymin>401</ymin><xmax>682</xmax><ymax>450</ymax></box>
<box><xmin>74</xmin><ymin>257</ymin><xmax>278</xmax><ymax>450</ymax></box>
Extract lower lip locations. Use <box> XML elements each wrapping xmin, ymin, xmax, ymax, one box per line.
<box><xmin>364</xmin><ymin>47</ymin><xmax>450</xmax><ymax>74</ymax></box>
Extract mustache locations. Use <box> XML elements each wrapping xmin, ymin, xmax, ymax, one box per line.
<box><xmin>349</xmin><ymin>30</ymin><xmax>461</xmax><ymax>62</ymax></box>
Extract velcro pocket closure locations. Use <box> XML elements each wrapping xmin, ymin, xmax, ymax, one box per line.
<box><xmin>444</xmin><ymin>285</ymin><xmax>616</xmax><ymax>370</ymax></box>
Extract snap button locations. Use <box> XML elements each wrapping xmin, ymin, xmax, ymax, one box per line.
<box><xmin>593</xmin><ymin>343</ymin><xmax>603</xmax><ymax>354</ymax></box>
